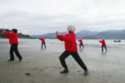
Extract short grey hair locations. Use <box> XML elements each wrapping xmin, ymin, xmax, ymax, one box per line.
<box><xmin>67</xmin><ymin>25</ymin><xmax>76</xmax><ymax>32</ymax></box>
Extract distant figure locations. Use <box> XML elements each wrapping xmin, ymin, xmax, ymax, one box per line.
<box><xmin>39</xmin><ymin>36</ymin><xmax>46</xmax><ymax>49</ymax></box>
<box><xmin>56</xmin><ymin>25</ymin><xmax>88</xmax><ymax>75</ymax></box>
<box><xmin>2</xmin><ymin>29</ymin><xmax>22</xmax><ymax>62</ymax></box>
<box><xmin>99</xmin><ymin>39</ymin><xmax>107</xmax><ymax>53</ymax></box>
<box><xmin>78</xmin><ymin>38</ymin><xmax>84</xmax><ymax>49</ymax></box>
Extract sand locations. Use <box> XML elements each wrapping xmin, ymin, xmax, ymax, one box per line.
<box><xmin>0</xmin><ymin>39</ymin><xmax>125</xmax><ymax>83</ymax></box>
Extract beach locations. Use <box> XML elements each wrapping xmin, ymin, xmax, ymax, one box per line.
<box><xmin>0</xmin><ymin>39</ymin><xmax>125</xmax><ymax>83</ymax></box>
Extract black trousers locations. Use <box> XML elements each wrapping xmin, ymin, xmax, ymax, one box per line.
<box><xmin>79</xmin><ymin>44</ymin><xmax>84</xmax><ymax>49</ymax></box>
<box><xmin>41</xmin><ymin>43</ymin><xmax>46</xmax><ymax>49</ymax></box>
<box><xmin>59</xmin><ymin>51</ymin><xmax>88</xmax><ymax>71</ymax></box>
<box><xmin>10</xmin><ymin>44</ymin><xmax>22</xmax><ymax>61</ymax></box>
<box><xmin>101</xmin><ymin>45</ymin><xmax>107</xmax><ymax>53</ymax></box>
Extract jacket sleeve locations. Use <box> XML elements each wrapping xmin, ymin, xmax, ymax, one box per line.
<box><xmin>4</xmin><ymin>32</ymin><xmax>12</xmax><ymax>38</ymax></box>
<box><xmin>57</xmin><ymin>34</ymin><xmax>72</xmax><ymax>43</ymax></box>
<box><xmin>57</xmin><ymin>34</ymin><xmax>66</xmax><ymax>41</ymax></box>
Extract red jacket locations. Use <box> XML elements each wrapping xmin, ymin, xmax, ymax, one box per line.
<box><xmin>78</xmin><ymin>39</ymin><xmax>83</xmax><ymax>45</ymax></box>
<box><xmin>57</xmin><ymin>32</ymin><xmax>77</xmax><ymax>53</ymax></box>
<box><xmin>4</xmin><ymin>32</ymin><xmax>18</xmax><ymax>45</ymax></box>
<box><xmin>39</xmin><ymin>37</ymin><xmax>45</xmax><ymax>44</ymax></box>
<box><xmin>99</xmin><ymin>39</ymin><xmax>106</xmax><ymax>46</ymax></box>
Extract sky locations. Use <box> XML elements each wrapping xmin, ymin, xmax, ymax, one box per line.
<box><xmin>0</xmin><ymin>0</ymin><xmax>125</xmax><ymax>34</ymax></box>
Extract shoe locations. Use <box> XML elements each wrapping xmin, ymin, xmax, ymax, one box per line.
<box><xmin>60</xmin><ymin>69</ymin><xmax>69</xmax><ymax>74</ymax></box>
<box><xmin>19</xmin><ymin>57</ymin><xmax>22</xmax><ymax>62</ymax></box>
<box><xmin>84</xmin><ymin>70</ymin><xmax>89</xmax><ymax>76</ymax></box>
<box><xmin>8</xmin><ymin>59</ymin><xmax>14</xmax><ymax>62</ymax></box>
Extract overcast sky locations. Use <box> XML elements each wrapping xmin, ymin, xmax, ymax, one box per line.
<box><xmin>0</xmin><ymin>0</ymin><xmax>125</xmax><ymax>34</ymax></box>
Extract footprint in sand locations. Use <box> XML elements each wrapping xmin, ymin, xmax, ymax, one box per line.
<box><xmin>25</xmin><ymin>73</ymin><xmax>31</xmax><ymax>76</ymax></box>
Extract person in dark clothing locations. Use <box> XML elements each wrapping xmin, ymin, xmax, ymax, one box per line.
<box><xmin>3</xmin><ymin>29</ymin><xmax>22</xmax><ymax>62</ymax></box>
<box><xmin>78</xmin><ymin>38</ymin><xmax>84</xmax><ymax>51</ymax></box>
<box><xmin>78</xmin><ymin>39</ymin><xmax>84</xmax><ymax>49</ymax></box>
<box><xmin>56</xmin><ymin>25</ymin><xmax>88</xmax><ymax>75</ymax></box>
<box><xmin>99</xmin><ymin>39</ymin><xmax>107</xmax><ymax>53</ymax></box>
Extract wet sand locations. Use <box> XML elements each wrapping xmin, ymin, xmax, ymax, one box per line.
<box><xmin>0</xmin><ymin>39</ymin><xmax>125</xmax><ymax>83</ymax></box>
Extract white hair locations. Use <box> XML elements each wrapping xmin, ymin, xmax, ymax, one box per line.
<box><xmin>67</xmin><ymin>25</ymin><xmax>76</xmax><ymax>32</ymax></box>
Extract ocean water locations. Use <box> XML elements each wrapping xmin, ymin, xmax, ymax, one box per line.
<box><xmin>0</xmin><ymin>39</ymin><xmax>125</xmax><ymax>56</ymax></box>
<box><xmin>0</xmin><ymin>39</ymin><xmax>125</xmax><ymax>48</ymax></box>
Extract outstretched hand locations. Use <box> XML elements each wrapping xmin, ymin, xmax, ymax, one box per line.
<box><xmin>5</xmin><ymin>29</ymin><xmax>10</xmax><ymax>32</ymax></box>
<box><xmin>1</xmin><ymin>29</ymin><xmax>11</xmax><ymax>35</ymax></box>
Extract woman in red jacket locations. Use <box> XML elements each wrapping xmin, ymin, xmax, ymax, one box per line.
<box><xmin>39</xmin><ymin>36</ymin><xmax>46</xmax><ymax>49</ymax></box>
<box><xmin>78</xmin><ymin>38</ymin><xmax>84</xmax><ymax>49</ymax></box>
<box><xmin>99</xmin><ymin>39</ymin><xmax>107</xmax><ymax>53</ymax></box>
<box><xmin>3</xmin><ymin>29</ymin><xmax>22</xmax><ymax>62</ymax></box>
<box><xmin>56</xmin><ymin>25</ymin><xmax>88</xmax><ymax>75</ymax></box>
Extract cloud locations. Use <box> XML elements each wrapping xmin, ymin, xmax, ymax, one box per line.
<box><xmin>0</xmin><ymin>0</ymin><xmax>125</xmax><ymax>34</ymax></box>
